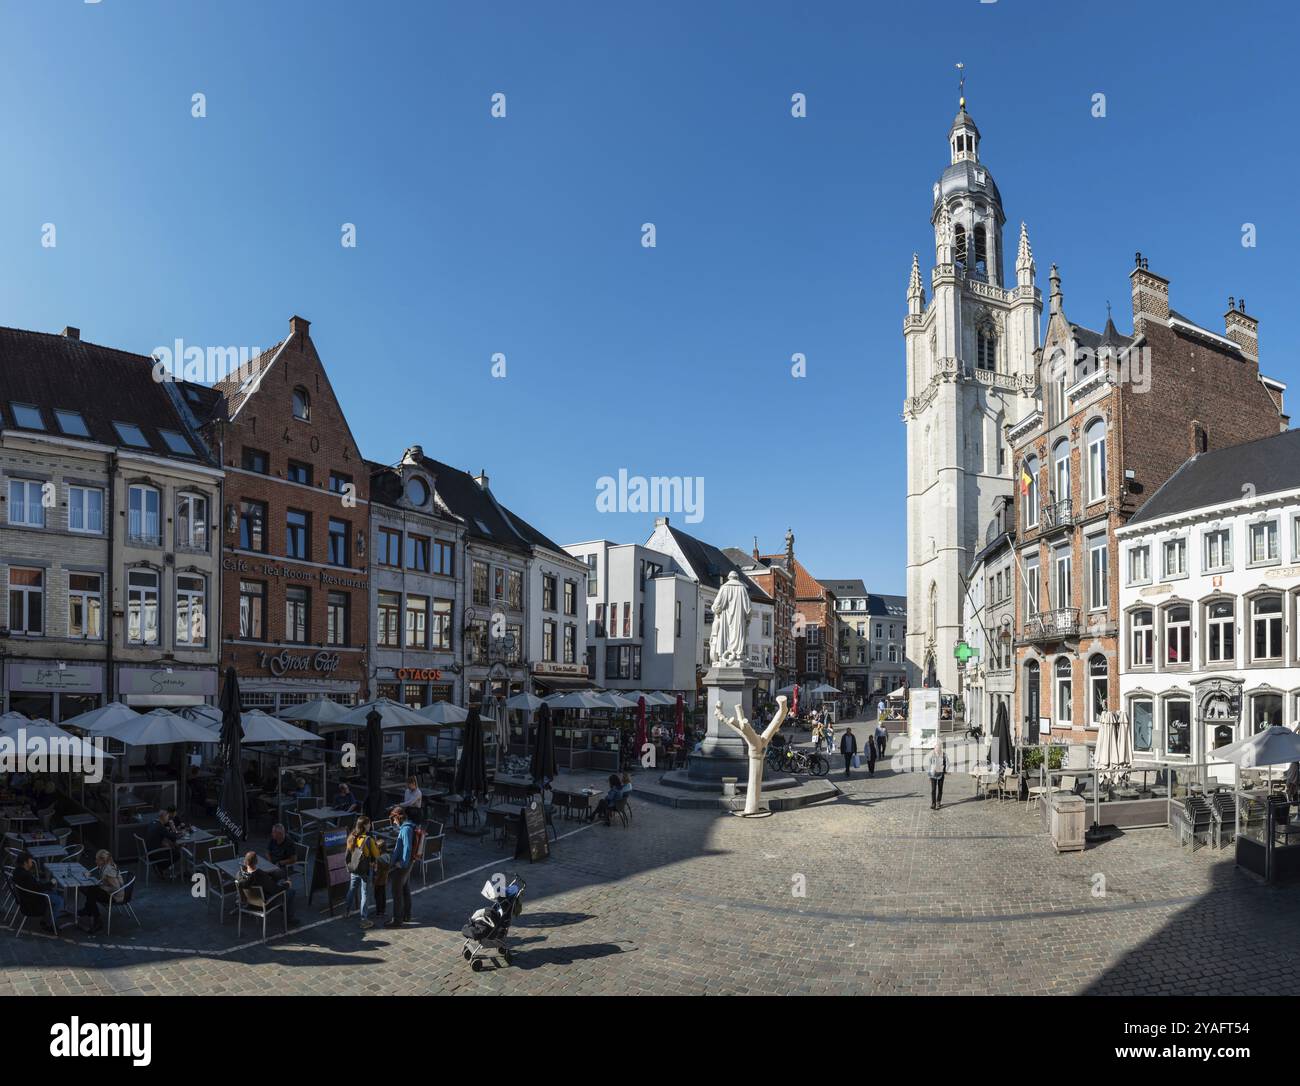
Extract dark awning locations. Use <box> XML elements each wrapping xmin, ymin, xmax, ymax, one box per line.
<box><xmin>532</xmin><ymin>675</ymin><xmax>597</xmax><ymax>692</ymax></box>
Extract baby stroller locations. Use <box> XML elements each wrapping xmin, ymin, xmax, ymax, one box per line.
<box><xmin>460</xmin><ymin>873</ymin><xmax>526</xmax><ymax>971</ymax></box>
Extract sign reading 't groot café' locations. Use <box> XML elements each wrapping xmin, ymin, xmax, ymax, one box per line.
<box><xmin>255</xmin><ymin>650</ymin><xmax>342</xmax><ymax>678</ymax></box>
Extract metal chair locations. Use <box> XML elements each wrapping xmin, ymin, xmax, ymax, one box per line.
<box><xmin>418</xmin><ymin>832</ymin><xmax>445</xmax><ymax>885</ymax></box>
<box><xmin>62</xmin><ymin>843</ymin><xmax>85</xmax><ymax>864</ymax></box>
<box><xmin>133</xmin><ymin>834</ymin><xmax>174</xmax><ymax>885</ymax></box>
<box><xmin>10</xmin><ymin>883</ymin><xmax>58</xmax><ymax>936</ymax></box>
<box><xmin>203</xmin><ymin>862</ymin><xmax>240</xmax><ymax>924</ymax></box>
<box><xmin>612</xmin><ymin>796</ymin><xmax>632</xmax><ymax>828</ymax></box>
<box><xmin>101</xmin><ymin>872</ymin><xmax>141</xmax><ymax>936</ymax></box>
<box><xmin>236</xmin><ymin>884</ymin><xmax>288</xmax><ymax>938</ymax></box>
<box><xmin>206</xmin><ymin>842</ymin><xmax>235</xmax><ymax>866</ymax></box>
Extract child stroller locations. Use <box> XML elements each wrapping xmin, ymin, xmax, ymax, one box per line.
<box><xmin>460</xmin><ymin>873</ymin><xmax>526</xmax><ymax>971</ymax></box>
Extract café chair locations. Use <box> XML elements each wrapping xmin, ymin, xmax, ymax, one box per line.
<box><xmin>206</xmin><ymin>842</ymin><xmax>235</xmax><ymax>866</ymax></box>
<box><xmin>62</xmin><ymin>843</ymin><xmax>84</xmax><ymax>864</ymax></box>
<box><xmin>236</xmin><ymin>884</ymin><xmax>288</xmax><ymax>939</ymax></box>
<box><xmin>418</xmin><ymin>832</ymin><xmax>445</xmax><ymax>886</ymax></box>
<box><xmin>133</xmin><ymin>834</ymin><xmax>175</xmax><ymax>886</ymax></box>
<box><xmin>203</xmin><ymin>862</ymin><xmax>239</xmax><ymax>925</ymax></box>
<box><xmin>11</xmin><ymin>882</ymin><xmax>59</xmax><ymax>937</ymax></box>
<box><xmin>102</xmin><ymin>873</ymin><xmax>141</xmax><ymax>936</ymax></box>
<box><xmin>612</xmin><ymin>796</ymin><xmax>632</xmax><ymax>829</ymax></box>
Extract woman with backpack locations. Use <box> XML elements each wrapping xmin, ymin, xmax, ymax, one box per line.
<box><xmin>344</xmin><ymin>815</ymin><xmax>381</xmax><ymax>930</ymax></box>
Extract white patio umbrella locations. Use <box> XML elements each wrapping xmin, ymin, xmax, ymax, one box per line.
<box><xmin>416</xmin><ymin>701</ymin><xmax>469</xmax><ymax>724</ymax></box>
<box><xmin>86</xmin><ymin>707</ymin><xmax>216</xmax><ymax>746</ymax></box>
<box><xmin>0</xmin><ymin>714</ymin><xmax>114</xmax><ymax>763</ymax></box>
<box><xmin>58</xmin><ymin>701</ymin><xmax>143</xmax><ymax>733</ymax></box>
<box><xmin>809</xmin><ymin>683</ymin><xmax>841</xmax><ymax>696</ymax></box>
<box><xmin>544</xmin><ymin>690</ymin><xmax>609</xmax><ymax>711</ymax></box>
<box><xmin>178</xmin><ymin>703</ymin><xmax>223</xmax><ymax>726</ymax></box>
<box><xmin>330</xmin><ymin>697</ymin><xmax>431</xmax><ymax>731</ymax></box>
<box><xmin>278</xmin><ymin>697</ymin><xmax>351</xmax><ymax>724</ymax></box>
<box><xmin>1210</xmin><ymin>725</ymin><xmax>1300</xmax><ymax>768</ymax></box>
<box><xmin>645</xmin><ymin>691</ymin><xmax>678</xmax><ymax>707</ymax></box>
<box><xmin>504</xmin><ymin>692</ymin><xmax>547</xmax><ymax>712</ymax></box>
<box><xmin>224</xmin><ymin>709</ymin><xmax>321</xmax><ymax>745</ymax></box>
<box><xmin>597</xmin><ymin>691</ymin><xmax>639</xmax><ymax>709</ymax></box>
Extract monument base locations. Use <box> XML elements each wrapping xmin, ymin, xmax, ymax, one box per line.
<box><xmin>688</xmin><ymin>663</ymin><xmax>760</xmax><ymax>781</ymax></box>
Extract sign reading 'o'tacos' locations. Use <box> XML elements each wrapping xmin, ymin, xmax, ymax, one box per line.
<box><xmin>255</xmin><ymin>650</ymin><xmax>341</xmax><ymax>677</ymax></box>
<box><xmin>395</xmin><ymin>668</ymin><xmax>442</xmax><ymax>682</ymax></box>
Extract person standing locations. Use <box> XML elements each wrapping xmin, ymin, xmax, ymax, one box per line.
<box><xmin>865</xmin><ymin>732</ymin><xmax>877</xmax><ymax>776</ymax></box>
<box><xmin>840</xmin><ymin>727</ymin><xmax>857</xmax><ymax>780</ymax></box>
<box><xmin>875</xmin><ymin>719</ymin><xmax>889</xmax><ymax>761</ymax></box>
<box><xmin>344</xmin><ymin>815</ymin><xmax>380</xmax><ymax>930</ymax></box>
<box><xmin>824</xmin><ymin>714</ymin><xmax>835</xmax><ymax>755</ymax></box>
<box><xmin>385</xmin><ymin>806</ymin><xmax>414</xmax><ymax>928</ymax></box>
<box><xmin>877</xmin><ymin>698</ymin><xmax>886</xmax><ymax>721</ymax></box>
<box><xmin>811</xmin><ymin>718</ymin><xmax>823</xmax><ymax>753</ymax></box>
<box><xmin>928</xmin><ymin>741</ymin><xmax>948</xmax><ymax>810</ymax></box>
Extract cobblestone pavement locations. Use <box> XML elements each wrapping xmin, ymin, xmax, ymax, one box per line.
<box><xmin>3</xmin><ymin>762</ymin><xmax>1298</xmax><ymax>996</ymax></box>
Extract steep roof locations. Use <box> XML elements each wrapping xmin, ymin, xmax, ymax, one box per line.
<box><xmin>822</xmin><ymin>578</ymin><xmax>868</xmax><ymax>598</ymax></box>
<box><xmin>210</xmin><ymin>339</ymin><xmax>287</xmax><ymax>421</ymax></box>
<box><xmin>412</xmin><ymin>454</ymin><xmax>565</xmax><ymax>555</ymax></box>
<box><xmin>1127</xmin><ymin>428</ymin><xmax>1300</xmax><ymax>526</ymax></box>
<box><xmin>0</xmin><ymin>326</ymin><xmax>212</xmax><ymax>462</ymax></box>
<box><xmin>866</xmin><ymin>593</ymin><xmax>907</xmax><ymax>619</ymax></box>
<box><xmin>662</xmin><ymin>526</ymin><xmax>773</xmax><ymax>602</ymax></box>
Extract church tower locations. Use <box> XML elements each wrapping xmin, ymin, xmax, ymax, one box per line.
<box><xmin>903</xmin><ymin>86</ymin><xmax>1041</xmax><ymax>692</ymax></box>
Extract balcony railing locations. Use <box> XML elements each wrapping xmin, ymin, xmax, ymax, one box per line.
<box><xmin>1040</xmin><ymin>498</ymin><xmax>1074</xmax><ymax>531</ymax></box>
<box><xmin>1023</xmin><ymin>607</ymin><xmax>1080</xmax><ymax>642</ymax></box>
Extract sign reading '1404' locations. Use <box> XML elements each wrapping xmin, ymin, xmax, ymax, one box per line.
<box><xmin>255</xmin><ymin>650</ymin><xmax>341</xmax><ymax>677</ymax></box>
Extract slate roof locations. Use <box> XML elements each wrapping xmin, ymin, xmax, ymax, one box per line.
<box><xmin>0</xmin><ymin>325</ymin><xmax>212</xmax><ymax>462</ymax></box>
<box><xmin>1127</xmin><ymin>428</ymin><xmax>1300</xmax><ymax>526</ymax></box>
<box><xmin>210</xmin><ymin>339</ymin><xmax>287</xmax><ymax>421</ymax></box>
<box><xmin>662</xmin><ymin>527</ymin><xmax>773</xmax><ymax>603</ymax></box>
<box><xmin>866</xmin><ymin>593</ymin><xmax>907</xmax><ymax>619</ymax></box>
<box><xmin>822</xmin><ymin>579</ymin><xmax>868</xmax><ymax>599</ymax></box>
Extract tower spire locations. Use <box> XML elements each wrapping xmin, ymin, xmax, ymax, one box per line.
<box><xmin>956</xmin><ymin>62</ymin><xmax>966</xmax><ymax>110</ymax></box>
<box><xmin>1015</xmin><ymin>222</ymin><xmax>1035</xmax><ymax>287</ymax></box>
<box><xmin>907</xmin><ymin>252</ymin><xmax>925</xmax><ymax>315</ymax></box>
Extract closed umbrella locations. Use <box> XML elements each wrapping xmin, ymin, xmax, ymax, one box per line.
<box><xmin>454</xmin><ymin>707</ymin><xmax>489</xmax><ymax>803</ymax></box>
<box><xmin>675</xmin><ymin>693</ymin><xmax>685</xmax><ymax>746</ymax></box>
<box><xmin>529</xmin><ymin>703</ymin><xmax>557</xmax><ymax>788</ymax></box>
<box><xmin>416</xmin><ymin>700</ymin><xmax>469</xmax><ymax>725</ymax></box>
<box><xmin>365</xmin><ymin>709</ymin><xmax>385</xmax><ymax>820</ymax></box>
<box><xmin>635</xmin><ymin>695</ymin><xmax>647</xmax><ymax>762</ymax></box>
<box><xmin>992</xmin><ymin>702</ymin><xmax>1014</xmax><ymax>771</ymax></box>
<box><xmin>214</xmin><ymin>667</ymin><xmax>247</xmax><ymax>845</ymax></box>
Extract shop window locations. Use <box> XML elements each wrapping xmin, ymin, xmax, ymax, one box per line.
<box><xmin>1251</xmin><ymin>692</ymin><xmax>1283</xmax><ymax>733</ymax></box>
<box><xmin>1164</xmin><ymin>698</ymin><xmax>1191</xmax><ymax>756</ymax></box>
<box><xmin>1130</xmin><ymin>697</ymin><xmax>1153</xmax><ymax>753</ymax></box>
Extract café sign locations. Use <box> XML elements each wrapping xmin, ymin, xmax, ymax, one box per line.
<box><xmin>223</xmin><ymin>557</ymin><xmax>366</xmax><ymax>591</ymax></box>
<box><xmin>118</xmin><ymin>667</ymin><xmax>217</xmax><ymax>697</ymax></box>
<box><xmin>256</xmin><ymin>650</ymin><xmax>341</xmax><ymax>678</ymax></box>
<box><xmin>8</xmin><ymin>663</ymin><xmax>104</xmax><ymax>694</ymax></box>
<box><xmin>532</xmin><ymin>662</ymin><xmax>588</xmax><ymax>677</ymax></box>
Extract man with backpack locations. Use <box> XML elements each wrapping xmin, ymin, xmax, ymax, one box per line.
<box><xmin>344</xmin><ymin>815</ymin><xmax>380</xmax><ymax>930</ymax></box>
<box><xmin>385</xmin><ymin>806</ymin><xmax>418</xmax><ymax>929</ymax></box>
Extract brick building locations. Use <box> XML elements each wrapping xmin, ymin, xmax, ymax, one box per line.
<box><xmin>741</xmin><ymin>532</ymin><xmax>797</xmax><ymax>691</ymax></box>
<box><xmin>204</xmin><ymin>316</ymin><xmax>372</xmax><ymax>711</ymax></box>
<box><xmin>1009</xmin><ymin>259</ymin><xmax>1287</xmax><ymax>742</ymax></box>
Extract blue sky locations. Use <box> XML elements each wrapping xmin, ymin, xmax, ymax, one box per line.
<box><xmin>2</xmin><ymin>0</ymin><xmax>1296</xmax><ymax>594</ymax></box>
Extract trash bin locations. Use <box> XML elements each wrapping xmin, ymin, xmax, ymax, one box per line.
<box><xmin>1051</xmin><ymin>794</ymin><xmax>1086</xmax><ymax>853</ymax></box>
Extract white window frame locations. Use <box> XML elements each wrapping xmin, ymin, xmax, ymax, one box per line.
<box><xmin>1162</xmin><ymin>537</ymin><xmax>1187</xmax><ymax>579</ymax></box>
<box><xmin>1247</xmin><ymin>520</ymin><xmax>1279</xmax><ymax>566</ymax></box>
<box><xmin>175</xmin><ymin>574</ymin><xmax>207</xmax><ymax>647</ymax></box>
<box><xmin>8</xmin><ymin>567</ymin><xmax>44</xmax><ymax>635</ymax></box>
<box><xmin>1202</xmin><ymin>527</ymin><xmax>1231</xmax><ymax>573</ymax></box>
<box><xmin>1164</xmin><ymin>696</ymin><xmax>1192</xmax><ymax>758</ymax></box>
<box><xmin>127</xmin><ymin>484</ymin><xmax>162</xmax><ymax>546</ymax></box>
<box><xmin>1087</xmin><ymin>535</ymin><xmax>1108</xmax><ymax>611</ymax></box>
<box><xmin>1054</xmin><ymin>658</ymin><xmax>1072</xmax><ymax>724</ymax></box>
<box><xmin>1024</xmin><ymin>457</ymin><xmax>1039</xmax><ymax>529</ymax></box>
<box><xmin>175</xmin><ymin>493</ymin><xmax>208</xmax><ymax>551</ymax></box>
<box><xmin>1024</xmin><ymin>556</ymin><xmax>1040</xmax><ymax>617</ymax></box>
<box><xmin>1163</xmin><ymin>603</ymin><xmax>1191</xmax><ymax>666</ymax></box>
<box><xmin>68</xmin><ymin>485</ymin><xmax>104</xmax><ymax>534</ymax></box>
<box><xmin>1128</xmin><ymin>544</ymin><xmax>1150</xmax><ymax>586</ymax></box>
<box><xmin>1085</xmin><ymin>420</ymin><xmax>1107</xmax><ymax>503</ymax></box>
<box><xmin>67</xmin><ymin>572</ymin><xmax>103</xmax><ymax>641</ymax></box>
<box><xmin>1205</xmin><ymin>599</ymin><xmax>1235</xmax><ymax>665</ymax></box>
<box><xmin>1251</xmin><ymin>594</ymin><xmax>1284</xmax><ymax>662</ymax></box>
<box><xmin>1130</xmin><ymin>609</ymin><xmax>1153</xmax><ymax>668</ymax></box>
<box><xmin>126</xmin><ymin>568</ymin><xmax>160</xmax><ymax>646</ymax></box>
<box><xmin>8</xmin><ymin>479</ymin><xmax>46</xmax><ymax>528</ymax></box>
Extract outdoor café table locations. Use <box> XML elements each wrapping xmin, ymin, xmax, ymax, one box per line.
<box><xmin>211</xmin><ymin>855</ymin><xmax>277</xmax><ymax>882</ymax></box>
<box><xmin>175</xmin><ymin>828</ymin><xmax>218</xmax><ymax>874</ymax></box>
<box><xmin>15</xmin><ymin>830</ymin><xmax>57</xmax><ymax>847</ymax></box>
<box><xmin>63</xmin><ymin>813</ymin><xmax>98</xmax><ymax>840</ymax></box>
<box><xmin>45</xmin><ymin>861</ymin><xmax>97</xmax><ymax>915</ymax></box>
<box><xmin>27</xmin><ymin>843</ymin><xmax>69</xmax><ymax>872</ymax></box>
<box><xmin>300</xmin><ymin>807</ymin><xmax>355</xmax><ymax>828</ymax></box>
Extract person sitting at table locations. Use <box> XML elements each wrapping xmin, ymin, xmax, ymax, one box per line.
<box><xmin>333</xmin><ymin>782</ymin><xmax>361</xmax><ymax>814</ymax></box>
<box><xmin>144</xmin><ymin>809</ymin><xmax>181</xmax><ymax>878</ymax></box>
<box><xmin>620</xmin><ymin>772</ymin><xmax>633</xmax><ymax>798</ymax></box>
<box><xmin>236</xmin><ymin>851</ymin><xmax>299</xmax><ymax>927</ymax></box>
<box><xmin>295</xmin><ymin>776</ymin><xmax>312</xmax><ymax>801</ymax></box>
<box><xmin>13</xmin><ymin>851</ymin><xmax>72</xmax><ymax>932</ymax></box>
<box><xmin>267</xmin><ymin>823</ymin><xmax>296</xmax><ymax>870</ymax></box>
<box><xmin>76</xmin><ymin>849</ymin><xmax>125</xmax><ymax>934</ymax></box>
<box><xmin>402</xmin><ymin>776</ymin><xmax>423</xmax><ymax>825</ymax></box>
<box><xmin>589</xmin><ymin>774</ymin><xmax>624</xmax><ymax>827</ymax></box>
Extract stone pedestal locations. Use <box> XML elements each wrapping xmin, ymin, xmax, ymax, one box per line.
<box><xmin>687</xmin><ymin>664</ymin><xmax>761</xmax><ymax>782</ymax></box>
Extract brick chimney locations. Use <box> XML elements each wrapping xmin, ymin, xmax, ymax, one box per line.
<box><xmin>1224</xmin><ymin>297</ymin><xmax>1258</xmax><ymax>362</ymax></box>
<box><xmin>289</xmin><ymin>315</ymin><xmax>311</xmax><ymax>338</ymax></box>
<box><xmin>61</xmin><ymin>326</ymin><xmax>80</xmax><ymax>340</ymax></box>
<box><xmin>1129</xmin><ymin>252</ymin><xmax>1169</xmax><ymax>334</ymax></box>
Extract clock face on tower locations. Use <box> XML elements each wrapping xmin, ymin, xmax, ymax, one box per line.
<box><xmin>406</xmin><ymin>477</ymin><xmax>429</xmax><ymax>506</ymax></box>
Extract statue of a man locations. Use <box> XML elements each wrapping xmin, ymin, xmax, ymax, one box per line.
<box><xmin>709</xmin><ymin>571</ymin><xmax>751</xmax><ymax>666</ymax></box>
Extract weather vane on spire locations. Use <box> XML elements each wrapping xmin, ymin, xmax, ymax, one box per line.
<box><xmin>956</xmin><ymin>62</ymin><xmax>966</xmax><ymax>109</ymax></box>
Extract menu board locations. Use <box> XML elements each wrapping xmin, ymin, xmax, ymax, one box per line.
<box><xmin>310</xmin><ymin>827</ymin><xmax>352</xmax><ymax>913</ymax></box>
<box><xmin>514</xmin><ymin>800</ymin><xmax>550</xmax><ymax>863</ymax></box>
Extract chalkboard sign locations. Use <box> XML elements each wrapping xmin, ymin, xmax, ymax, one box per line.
<box><xmin>310</xmin><ymin>826</ymin><xmax>352</xmax><ymax>914</ymax></box>
<box><xmin>514</xmin><ymin>800</ymin><xmax>549</xmax><ymax>863</ymax></box>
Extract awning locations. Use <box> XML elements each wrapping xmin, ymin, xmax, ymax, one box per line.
<box><xmin>532</xmin><ymin>675</ymin><xmax>597</xmax><ymax>692</ymax></box>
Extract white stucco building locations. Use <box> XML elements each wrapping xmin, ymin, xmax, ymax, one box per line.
<box><xmin>1117</xmin><ymin>430</ymin><xmax>1300</xmax><ymax>780</ymax></box>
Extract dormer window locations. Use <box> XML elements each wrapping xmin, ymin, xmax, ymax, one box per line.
<box><xmin>292</xmin><ymin>386</ymin><xmax>310</xmax><ymax>421</ymax></box>
<box><xmin>405</xmin><ymin>476</ymin><xmax>429</xmax><ymax>506</ymax></box>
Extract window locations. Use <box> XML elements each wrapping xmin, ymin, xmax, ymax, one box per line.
<box><xmin>609</xmin><ymin>602</ymin><xmax>618</xmax><ymax>639</ymax></box>
<box><xmin>1251</xmin><ymin>594</ymin><xmax>1283</xmax><ymax>661</ymax></box>
<box><xmin>508</xmin><ymin>570</ymin><xmax>523</xmax><ymax>611</ymax></box>
<box><xmin>1248</xmin><ymin>520</ymin><xmax>1279</xmax><ymax>565</ymax></box>
<box><xmin>127</xmin><ymin>485</ymin><xmax>161</xmax><ymax>545</ymax></box>
<box><xmin>1087</xmin><ymin>535</ymin><xmax>1108</xmax><ymax>611</ymax></box>
<box><xmin>1052</xmin><ymin>547</ymin><xmax>1071</xmax><ymax>609</ymax></box>
<box><xmin>493</xmin><ymin>567</ymin><xmax>505</xmax><ymax>601</ymax></box>
<box><xmin>507</xmin><ymin>624</ymin><xmax>523</xmax><ymax>664</ymax></box>
<box><xmin>291</xmin><ymin>387</ymin><xmax>310</xmax><ymax>420</ymax></box>
<box><xmin>1088</xmin><ymin>655</ymin><xmax>1108</xmax><ymax>725</ymax></box>
<box><xmin>953</xmin><ymin>224</ymin><xmax>967</xmax><ymax>271</ymax></box>
<box><xmin>377</xmin><ymin>592</ymin><xmax>401</xmax><ymax>648</ymax></box>
<box><xmin>604</xmin><ymin>643</ymin><xmax>641</xmax><ymax>681</ymax></box>
<box><xmin>405</xmin><ymin>595</ymin><xmax>429</xmax><ymax>649</ymax></box>
<box><xmin>326</xmin><ymin>592</ymin><xmax>349</xmax><ymax>647</ymax></box>
<box><xmin>287</xmin><ymin>460</ymin><xmax>312</xmax><ymax>486</ymax></box>
<box><xmin>406</xmin><ymin>535</ymin><xmax>430</xmax><ymax>572</ymax></box>
<box><xmin>1163</xmin><ymin>605</ymin><xmax>1191</xmax><ymax>666</ymax></box>
<box><xmin>1054</xmin><ymin>657</ymin><xmax>1072</xmax><ymax>724</ymax></box>
<box><xmin>1130</xmin><ymin>697</ymin><xmax>1154</xmax><ymax>753</ymax></box>
<box><xmin>1128</xmin><ymin>545</ymin><xmax>1150</xmax><ymax>585</ymax></box>
<box><xmin>623</xmin><ymin>601</ymin><xmax>631</xmax><ymax>638</ymax></box>
<box><xmin>432</xmin><ymin>540</ymin><xmax>454</xmax><ymax>576</ymax></box>
<box><xmin>405</xmin><ymin>476</ymin><xmax>429</xmax><ymax>506</ymax></box>
<box><xmin>8</xmin><ymin>479</ymin><xmax>46</xmax><ymax>528</ymax></box>
<box><xmin>126</xmin><ymin>569</ymin><xmax>159</xmax><ymax>645</ymax></box>
<box><xmin>1203</xmin><ymin>528</ymin><xmax>1231</xmax><ymax>572</ymax></box>
<box><xmin>976</xmin><ymin>325</ymin><xmax>996</xmax><ymax>371</ymax></box>
<box><xmin>11</xmin><ymin>403</ymin><xmax>44</xmax><ymax>430</ymax></box>
<box><xmin>1163</xmin><ymin>538</ymin><xmax>1186</xmax><ymax>578</ymax></box>
<box><xmin>284</xmin><ymin>587</ymin><xmax>309</xmax><ymax>643</ymax></box>
<box><xmin>1165</xmin><ymin>698</ymin><xmax>1191</xmax><ymax>756</ymax></box>
<box><xmin>176</xmin><ymin>493</ymin><xmax>208</xmax><ymax>550</ymax></box>
<box><xmin>586</xmin><ymin>554</ymin><xmax>598</xmax><ymax>596</ymax></box>
<box><xmin>1251</xmin><ymin>692</ymin><xmax>1283</xmax><ymax>733</ymax></box>
<box><xmin>1052</xmin><ymin>440</ymin><xmax>1070</xmax><ymax>504</ymax></box>
<box><xmin>68</xmin><ymin>486</ymin><xmax>103</xmax><ymax>534</ymax></box>
<box><xmin>159</xmin><ymin>429</ymin><xmax>194</xmax><ymax>456</ymax></box>
<box><xmin>543</xmin><ymin>620</ymin><xmax>556</xmax><ymax>662</ymax></box>
<box><xmin>1206</xmin><ymin>600</ymin><xmax>1235</xmax><ymax>664</ymax></box>
<box><xmin>564</xmin><ymin>580</ymin><xmax>577</xmax><ymax>616</ymax></box>
<box><xmin>1024</xmin><ymin>556</ymin><xmax>1040</xmax><ymax>616</ymax></box>
<box><xmin>542</xmin><ymin>574</ymin><xmax>557</xmax><ymax>612</ymax></box>
<box><xmin>472</xmin><ymin>561</ymin><xmax>489</xmax><ymax>606</ymax></box>
<box><xmin>328</xmin><ymin>519</ymin><xmax>349</xmax><ymax>566</ymax></box>
<box><xmin>286</xmin><ymin>510</ymin><xmax>309</xmax><ymax>560</ymax></box>
<box><xmin>67</xmin><ymin>572</ymin><xmax>102</xmax><ymax>640</ymax></box>
<box><xmin>175</xmin><ymin>574</ymin><xmax>206</xmax><ymax>646</ymax></box>
<box><xmin>242</xmin><ymin>448</ymin><xmax>269</xmax><ymax>474</ymax></box>
<box><xmin>377</xmin><ymin>528</ymin><xmax>401</xmax><ymax>567</ymax></box>
<box><xmin>563</xmin><ymin>626</ymin><xmax>577</xmax><ymax>665</ymax></box>
<box><xmin>1294</xmin><ymin>515</ymin><xmax>1300</xmax><ymax>561</ymax></box>
<box><xmin>1022</xmin><ymin>455</ymin><xmax>1039</xmax><ymax>529</ymax></box>
<box><xmin>54</xmin><ymin>409</ymin><xmax>88</xmax><ymax>437</ymax></box>
<box><xmin>432</xmin><ymin>599</ymin><xmax>453</xmax><ymax>650</ymax></box>
<box><xmin>329</xmin><ymin>472</ymin><xmax>352</xmax><ymax>494</ymax></box>
<box><xmin>113</xmin><ymin>422</ymin><xmax>149</xmax><ymax>447</ymax></box>
<box><xmin>674</xmin><ymin>600</ymin><xmax>682</xmax><ymax>638</ymax></box>
<box><xmin>1085</xmin><ymin>419</ymin><xmax>1107</xmax><ymax>503</ymax></box>
<box><xmin>239</xmin><ymin>500</ymin><xmax>267</xmax><ymax>552</ymax></box>
<box><xmin>8</xmin><ymin>567</ymin><xmax>44</xmax><ymax>634</ymax></box>
<box><xmin>239</xmin><ymin>580</ymin><xmax>265</xmax><ymax>639</ymax></box>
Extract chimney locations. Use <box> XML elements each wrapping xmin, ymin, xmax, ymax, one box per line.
<box><xmin>1129</xmin><ymin>252</ymin><xmax>1169</xmax><ymax>333</ymax></box>
<box><xmin>474</xmin><ymin>470</ymin><xmax>489</xmax><ymax>490</ymax></box>
<box><xmin>401</xmin><ymin>445</ymin><xmax>423</xmax><ymax>466</ymax></box>
<box><xmin>752</xmin><ymin>535</ymin><xmax>760</xmax><ymax>562</ymax></box>
<box><xmin>289</xmin><ymin>315</ymin><xmax>311</xmax><ymax>338</ymax></box>
<box><xmin>1224</xmin><ymin>297</ymin><xmax>1258</xmax><ymax>363</ymax></box>
<box><xmin>654</xmin><ymin>516</ymin><xmax>670</xmax><ymax>527</ymax></box>
<box><xmin>61</xmin><ymin>326</ymin><xmax>80</xmax><ymax>340</ymax></box>
<box><xmin>785</xmin><ymin>528</ymin><xmax>795</xmax><ymax>567</ymax></box>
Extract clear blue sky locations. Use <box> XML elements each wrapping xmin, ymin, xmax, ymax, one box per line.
<box><xmin>2</xmin><ymin>0</ymin><xmax>1296</xmax><ymax>595</ymax></box>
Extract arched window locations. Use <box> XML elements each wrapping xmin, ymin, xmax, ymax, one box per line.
<box><xmin>1088</xmin><ymin>654</ymin><xmax>1108</xmax><ymax>725</ymax></box>
<box><xmin>953</xmin><ymin>224</ymin><xmax>967</xmax><ymax>272</ymax></box>
<box><xmin>1130</xmin><ymin>608</ymin><xmax>1153</xmax><ymax>667</ymax></box>
<box><xmin>1023</xmin><ymin>454</ymin><xmax>1039</xmax><ymax>528</ymax></box>
<box><xmin>976</xmin><ymin>324</ymin><xmax>996</xmax><ymax>371</ymax></box>
<box><xmin>1164</xmin><ymin>604</ymin><xmax>1191</xmax><ymax>665</ymax></box>
<box><xmin>292</xmin><ymin>386</ymin><xmax>310</xmax><ymax>421</ymax></box>
<box><xmin>1085</xmin><ymin>418</ymin><xmax>1107</xmax><ymax>503</ymax></box>
<box><xmin>1047</xmin><ymin>350</ymin><xmax>1069</xmax><ymax>424</ymax></box>
<box><xmin>1054</xmin><ymin>657</ymin><xmax>1072</xmax><ymax>725</ymax></box>
<box><xmin>973</xmin><ymin>225</ymin><xmax>988</xmax><ymax>278</ymax></box>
